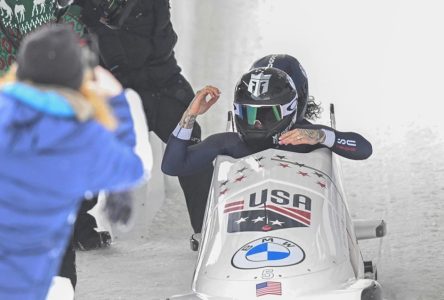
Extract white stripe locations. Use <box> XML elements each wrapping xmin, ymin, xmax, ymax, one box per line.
<box><xmin>172</xmin><ymin>124</ymin><xmax>192</xmax><ymax>140</ymax></box>
<box><xmin>321</xmin><ymin>129</ymin><xmax>335</xmax><ymax>148</ymax></box>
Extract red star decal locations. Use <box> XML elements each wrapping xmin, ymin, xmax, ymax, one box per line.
<box><xmin>219</xmin><ymin>188</ymin><xmax>229</xmax><ymax>196</ymax></box>
<box><xmin>317</xmin><ymin>181</ymin><xmax>326</xmax><ymax>188</ymax></box>
<box><xmin>298</xmin><ymin>171</ymin><xmax>309</xmax><ymax>177</ymax></box>
<box><xmin>279</xmin><ymin>163</ymin><xmax>290</xmax><ymax>168</ymax></box>
<box><xmin>234</xmin><ymin>175</ymin><xmax>246</xmax><ymax>183</ymax></box>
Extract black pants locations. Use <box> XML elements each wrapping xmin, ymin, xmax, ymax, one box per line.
<box><xmin>58</xmin><ymin>237</ymin><xmax>76</xmax><ymax>288</ymax></box>
<box><xmin>58</xmin><ymin>196</ymin><xmax>100</xmax><ymax>288</ymax></box>
<box><xmin>136</xmin><ymin>73</ymin><xmax>213</xmax><ymax>233</ymax></box>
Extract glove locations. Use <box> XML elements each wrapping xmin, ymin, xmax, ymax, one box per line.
<box><xmin>103</xmin><ymin>190</ymin><xmax>134</xmax><ymax>226</ymax></box>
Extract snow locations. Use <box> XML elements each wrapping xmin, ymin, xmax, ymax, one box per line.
<box><xmin>76</xmin><ymin>1</ymin><xmax>444</xmax><ymax>299</ymax></box>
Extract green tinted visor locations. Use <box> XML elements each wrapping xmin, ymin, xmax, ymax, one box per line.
<box><xmin>245</xmin><ymin>105</ymin><xmax>282</xmax><ymax>126</ymax></box>
<box><xmin>234</xmin><ymin>97</ymin><xmax>297</xmax><ymax>129</ymax></box>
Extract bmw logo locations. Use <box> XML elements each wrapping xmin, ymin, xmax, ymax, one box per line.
<box><xmin>232</xmin><ymin>236</ymin><xmax>305</xmax><ymax>269</ymax></box>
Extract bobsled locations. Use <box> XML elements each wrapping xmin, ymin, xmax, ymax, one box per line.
<box><xmin>169</xmin><ymin>146</ymin><xmax>386</xmax><ymax>300</ymax></box>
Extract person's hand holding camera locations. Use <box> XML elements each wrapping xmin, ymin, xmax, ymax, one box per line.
<box><xmin>87</xmin><ymin>66</ymin><xmax>123</xmax><ymax>99</ymax></box>
<box><xmin>94</xmin><ymin>66</ymin><xmax>123</xmax><ymax>97</ymax></box>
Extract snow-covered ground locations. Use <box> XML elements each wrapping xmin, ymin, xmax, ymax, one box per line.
<box><xmin>76</xmin><ymin>1</ymin><xmax>444</xmax><ymax>299</ymax></box>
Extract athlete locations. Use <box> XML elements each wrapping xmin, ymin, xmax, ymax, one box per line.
<box><xmin>162</xmin><ymin>54</ymin><xmax>372</xmax><ymax>178</ymax></box>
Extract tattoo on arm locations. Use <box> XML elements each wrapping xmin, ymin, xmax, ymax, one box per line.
<box><xmin>299</xmin><ymin>129</ymin><xmax>326</xmax><ymax>143</ymax></box>
<box><xmin>179</xmin><ymin>110</ymin><xmax>197</xmax><ymax>129</ymax></box>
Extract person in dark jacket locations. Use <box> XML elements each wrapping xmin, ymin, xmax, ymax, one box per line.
<box><xmin>161</xmin><ymin>55</ymin><xmax>372</xmax><ymax>217</ymax></box>
<box><xmin>0</xmin><ymin>24</ymin><xmax>144</xmax><ymax>300</ymax></box>
<box><xmin>78</xmin><ymin>0</ymin><xmax>213</xmax><ymax>234</ymax></box>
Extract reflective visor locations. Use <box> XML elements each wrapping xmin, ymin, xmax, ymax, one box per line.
<box><xmin>234</xmin><ymin>97</ymin><xmax>297</xmax><ymax>129</ymax></box>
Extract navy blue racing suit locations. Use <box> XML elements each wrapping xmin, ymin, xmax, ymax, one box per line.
<box><xmin>162</xmin><ymin>119</ymin><xmax>372</xmax><ymax>177</ymax></box>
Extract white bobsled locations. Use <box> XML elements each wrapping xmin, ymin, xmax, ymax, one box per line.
<box><xmin>169</xmin><ymin>147</ymin><xmax>385</xmax><ymax>300</ymax></box>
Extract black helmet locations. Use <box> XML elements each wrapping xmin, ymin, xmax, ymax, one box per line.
<box><xmin>251</xmin><ymin>54</ymin><xmax>308</xmax><ymax>122</ymax></box>
<box><xmin>233</xmin><ymin>67</ymin><xmax>298</xmax><ymax>149</ymax></box>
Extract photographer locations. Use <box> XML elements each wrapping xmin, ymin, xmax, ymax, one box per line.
<box><xmin>78</xmin><ymin>0</ymin><xmax>213</xmax><ymax>234</ymax></box>
<box><xmin>0</xmin><ymin>24</ymin><xmax>144</xmax><ymax>300</ymax></box>
<box><xmin>0</xmin><ymin>0</ymin><xmax>113</xmax><ymax>292</ymax></box>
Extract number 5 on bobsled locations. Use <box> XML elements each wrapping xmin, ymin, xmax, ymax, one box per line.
<box><xmin>169</xmin><ymin>105</ymin><xmax>386</xmax><ymax>300</ymax></box>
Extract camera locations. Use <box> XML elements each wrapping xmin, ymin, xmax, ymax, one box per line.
<box><xmin>90</xmin><ymin>0</ymin><xmax>139</xmax><ymax>29</ymax></box>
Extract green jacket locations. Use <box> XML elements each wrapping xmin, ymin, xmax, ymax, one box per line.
<box><xmin>0</xmin><ymin>1</ymin><xmax>85</xmax><ymax>76</ymax></box>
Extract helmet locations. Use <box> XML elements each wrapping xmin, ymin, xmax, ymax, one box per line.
<box><xmin>251</xmin><ymin>54</ymin><xmax>308</xmax><ymax>122</ymax></box>
<box><xmin>233</xmin><ymin>67</ymin><xmax>298</xmax><ymax>149</ymax></box>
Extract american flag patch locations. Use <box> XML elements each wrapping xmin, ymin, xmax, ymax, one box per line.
<box><xmin>256</xmin><ymin>281</ymin><xmax>282</xmax><ymax>296</ymax></box>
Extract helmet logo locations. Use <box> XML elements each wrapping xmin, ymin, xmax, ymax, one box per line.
<box><xmin>267</xmin><ymin>54</ymin><xmax>277</xmax><ymax>67</ymax></box>
<box><xmin>248</xmin><ymin>73</ymin><xmax>272</xmax><ymax>98</ymax></box>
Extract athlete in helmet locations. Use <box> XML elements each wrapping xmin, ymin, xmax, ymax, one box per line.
<box><xmin>162</xmin><ymin>54</ymin><xmax>372</xmax><ymax>232</ymax></box>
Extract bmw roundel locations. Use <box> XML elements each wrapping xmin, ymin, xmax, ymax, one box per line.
<box><xmin>246</xmin><ymin>242</ymin><xmax>290</xmax><ymax>262</ymax></box>
<box><xmin>232</xmin><ymin>236</ymin><xmax>305</xmax><ymax>269</ymax></box>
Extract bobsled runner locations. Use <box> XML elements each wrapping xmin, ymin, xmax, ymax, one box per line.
<box><xmin>169</xmin><ymin>146</ymin><xmax>386</xmax><ymax>300</ymax></box>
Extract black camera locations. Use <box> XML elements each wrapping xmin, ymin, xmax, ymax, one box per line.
<box><xmin>90</xmin><ymin>0</ymin><xmax>139</xmax><ymax>29</ymax></box>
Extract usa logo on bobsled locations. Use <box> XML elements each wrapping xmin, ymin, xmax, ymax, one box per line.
<box><xmin>169</xmin><ymin>146</ymin><xmax>386</xmax><ymax>300</ymax></box>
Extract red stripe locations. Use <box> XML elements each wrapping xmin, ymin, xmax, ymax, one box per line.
<box><xmin>336</xmin><ymin>145</ymin><xmax>357</xmax><ymax>152</ymax></box>
<box><xmin>224</xmin><ymin>200</ymin><xmax>244</xmax><ymax>208</ymax></box>
<box><xmin>285</xmin><ymin>207</ymin><xmax>311</xmax><ymax>219</ymax></box>
<box><xmin>223</xmin><ymin>205</ymin><xmax>243</xmax><ymax>214</ymax></box>
<box><xmin>275</xmin><ymin>205</ymin><xmax>311</xmax><ymax>224</ymax></box>
<box><xmin>267</xmin><ymin>205</ymin><xmax>311</xmax><ymax>225</ymax></box>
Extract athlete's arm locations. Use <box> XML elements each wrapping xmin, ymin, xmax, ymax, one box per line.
<box><xmin>279</xmin><ymin>124</ymin><xmax>372</xmax><ymax>160</ymax></box>
<box><xmin>162</xmin><ymin>131</ymin><xmax>248</xmax><ymax>176</ymax></box>
<box><xmin>162</xmin><ymin>86</ymin><xmax>251</xmax><ymax>176</ymax></box>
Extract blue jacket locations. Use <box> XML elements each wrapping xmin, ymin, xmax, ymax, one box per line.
<box><xmin>0</xmin><ymin>83</ymin><xmax>143</xmax><ymax>300</ymax></box>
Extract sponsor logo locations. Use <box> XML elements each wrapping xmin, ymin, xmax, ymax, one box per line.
<box><xmin>280</xmin><ymin>97</ymin><xmax>298</xmax><ymax>117</ymax></box>
<box><xmin>267</xmin><ymin>54</ymin><xmax>277</xmax><ymax>68</ymax></box>
<box><xmin>248</xmin><ymin>73</ymin><xmax>272</xmax><ymax>97</ymax></box>
<box><xmin>232</xmin><ymin>236</ymin><xmax>305</xmax><ymax>269</ymax></box>
<box><xmin>226</xmin><ymin>189</ymin><xmax>312</xmax><ymax>233</ymax></box>
<box><xmin>256</xmin><ymin>281</ymin><xmax>282</xmax><ymax>297</ymax></box>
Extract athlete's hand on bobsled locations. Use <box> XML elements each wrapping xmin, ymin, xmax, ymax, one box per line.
<box><xmin>279</xmin><ymin>128</ymin><xmax>326</xmax><ymax>145</ymax></box>
<box><xmin>103</xmin><ymin>190</ymin><xmax>133</xmax><ymax>226</ymax></box>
